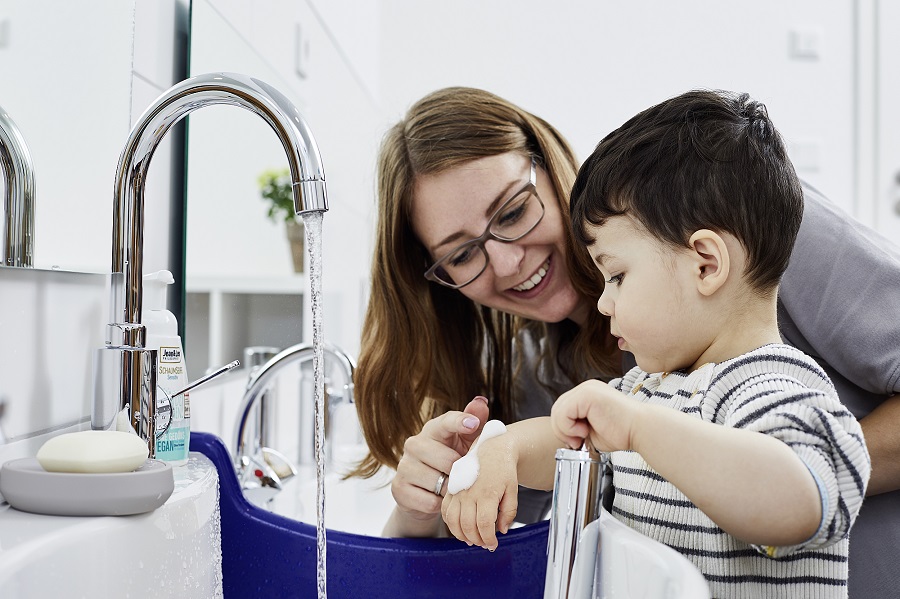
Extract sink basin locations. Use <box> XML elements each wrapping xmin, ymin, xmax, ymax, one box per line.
<box><xmin>192</xmin><ymin>432</ymin><xmax>550</xmax><ymax>599</ymax></box>
<box><xmin>0</xmin><ymin>453</ymin><xmax>222</xmax><ymax>598</ymax></box>
<box><xmin>266</xmin><ymin>446</ymin><xmax>396</xmax><ymax>536</ymax></box>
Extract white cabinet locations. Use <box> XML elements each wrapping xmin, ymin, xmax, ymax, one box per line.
<box><xmin>184</xmin><ymin>275</ymin><xmax>310</xmax><ymax>379</ymax></box>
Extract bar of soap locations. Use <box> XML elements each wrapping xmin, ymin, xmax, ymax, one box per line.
<box><xmin>37</xmin><ymin>431</ymin><xmax>149</xmax><ymax>474</ymax></box>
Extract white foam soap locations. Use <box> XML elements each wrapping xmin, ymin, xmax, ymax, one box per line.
<box><xmin>143</xmin><ymin>270</ymin><xmax>190</xmax><ymax>466</ymax></box>
<box><xmin>448</xmin><ymin>419</ymin><xmax>508</xmax><ymax>495</ymax></box>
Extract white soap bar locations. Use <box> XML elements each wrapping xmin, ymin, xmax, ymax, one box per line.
<box><xmin>37</xmin><ymin>431</ymin><xmax>149</xmax><ymax>474</ymax></box>
<box><xmin>448</xmin><ymin>419</ymin><xmax>507</xmax><ymax>495</ymax></box>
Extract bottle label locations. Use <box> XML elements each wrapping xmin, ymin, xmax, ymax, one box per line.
<box><xmin>156</xmin><ymin>426</ymin><xmax>187</xmax><ymax>458</ymax></box>
<box><xmin>159</xmin><ymin>346</ymin><xmax>183</xmax><ymax>363</ymax></box>
<box><xmin>155</xmin><ymin>343</ymin><xmax>190</xmax><ymax>464</ymax></box>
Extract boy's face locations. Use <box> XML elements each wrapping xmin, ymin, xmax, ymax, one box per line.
<box><xmin>584</xmin><ymin>215</ymin><xmax>714</xmax><ymax>374</ymax></box>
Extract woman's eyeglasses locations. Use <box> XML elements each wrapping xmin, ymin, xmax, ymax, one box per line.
<box><xmin>424</xmin><ymin>159</ymin><xmax>544</xmax><ymax>289</ymax></box>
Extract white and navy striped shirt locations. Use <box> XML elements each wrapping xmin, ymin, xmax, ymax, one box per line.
<box><xmin>608</xmin><ymin>344</ymin><xmax>870</xmax><ymax>599</ymax></box>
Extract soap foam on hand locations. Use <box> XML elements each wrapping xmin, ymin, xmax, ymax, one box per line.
<box><xmin>447</xmin><ymin>420</ymin><xmax>507</xmax><ymax>495</ymax></box>
<box><xmin>36</xmin><ymin>430</ymin><xmax>149</xmax><ymax>474</ymax></box>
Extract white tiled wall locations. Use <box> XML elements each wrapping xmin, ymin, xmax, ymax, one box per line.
<box><xmin>132</xmin><ymin>0</ymin><xmax>191</xmax><ymax>275</ymax></box>
<box><xmin>0</xmin><ymin>1</ymin><xmax>186</xmax><ymax>462</ymax></box>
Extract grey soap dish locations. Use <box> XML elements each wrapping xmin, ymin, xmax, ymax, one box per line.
<box><xmin>0</xmin><ymin>458</ymin><xmax>175</xmax><ymax>516</ymax></box>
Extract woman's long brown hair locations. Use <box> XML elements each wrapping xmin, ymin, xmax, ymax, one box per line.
<box><xmin>350</xmin><ymin>87</ymin><xmax>619</xmax><ymax>478</ymax></box>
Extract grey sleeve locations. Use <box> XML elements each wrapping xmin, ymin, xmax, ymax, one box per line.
<box><xmin>778</xmin><ymin>182</ymin><xmax>900</xmax><ymax>396</ymax></box>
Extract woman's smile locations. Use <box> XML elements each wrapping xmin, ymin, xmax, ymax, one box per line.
<box><xmin>511</xmin><ymin>257</ymin><xmax>551</xmax><ymax>293</ymax></box>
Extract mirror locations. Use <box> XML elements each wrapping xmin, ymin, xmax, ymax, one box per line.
<box><xmin>0</xmin><ymin>1</ymin><xmax>135</xmax><ymax>272</ymax></box>
<box><xmin>184</xmin><ymin>0</ymin><xmax>380</xmax><ymax>377</ymax></box>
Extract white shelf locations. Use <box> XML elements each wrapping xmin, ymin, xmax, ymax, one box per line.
<box><xmin>184</xmin><ymin>274</ymin><xmax>311</xmax><ymax>378</ymax></box>
<box><xmin>186</xmin><ymin>273</ymin><xmax>308</xmax><ymax>294</ymax></box>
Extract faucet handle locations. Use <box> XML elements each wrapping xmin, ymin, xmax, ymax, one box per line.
<box><xmin>261</xmin><ymin>446</ymin><xmax>298</xmax><ymax>482</ymax></box>
<box><xmin>105</xmin><ymin>322</ymin><xmax>146</xmax><ymax>347</ymax></box>
<box><xmin>239</xmin><ymin>453</ymin><xmax>282</xmax><ymax>508</ymax></box>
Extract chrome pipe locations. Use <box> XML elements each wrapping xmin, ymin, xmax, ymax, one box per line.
<box><xmin>93</xmin><ymin>72</ymin><xmax>328</xmax><ymax>457</ymax></box>
<box><xmin>0</xmin><ymin>105</ymin><xmax>35</xmax><ymax>267</ymax></box>
<box><xmin>108</xmin><ymin>72</ymin><xmax>328</xmax><ymax>332</ymax></box>
<box><xmin>543</xmin><ymin>446</ymin><xmax>605</xmax><ymax>599</ymax></box>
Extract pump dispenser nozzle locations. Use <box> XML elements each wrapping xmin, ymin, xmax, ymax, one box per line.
<box><xmin>143</xmin><ymin>270</ymin><xmax>175</xmax><ymax>312</ymax></box>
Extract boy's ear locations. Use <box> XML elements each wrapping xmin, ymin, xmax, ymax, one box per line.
<box><xmin>688</xmin><ymin>229</ymin><xmax>730</xmax><ymax>296</ymax></box>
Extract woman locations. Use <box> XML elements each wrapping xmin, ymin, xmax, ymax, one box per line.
<box><xmin>349</xmin><ymin>87</ymin><xmax>900</xmax><ymax>595</ymax></box>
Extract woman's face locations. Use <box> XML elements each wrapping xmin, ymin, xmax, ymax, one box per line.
<box><xmin>411</xmin><ymin>152</ymin><xmax>587</xmax><ymax>325</ymax></box>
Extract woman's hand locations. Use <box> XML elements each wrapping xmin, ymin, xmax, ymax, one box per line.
<box><xmin>441</xmin><ymin>433</ymin><xmax>519</xmax><ymax>551</ymax></box>
<box><xmin>383</xmin><ymin>396</ymin><xmax>490</xmax><ymax>537</ymax></box>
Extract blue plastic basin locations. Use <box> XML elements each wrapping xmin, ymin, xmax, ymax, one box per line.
<box><xmin>191</xmin><ymin>432</ymin><xmax>550</xmax><ymax>598</ymax></box>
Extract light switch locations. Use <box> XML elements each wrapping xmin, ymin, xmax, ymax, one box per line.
<box><xmin>789</xmin><ymin>26</ymin><xmax>824</xmax><ymax>60</ymax></box>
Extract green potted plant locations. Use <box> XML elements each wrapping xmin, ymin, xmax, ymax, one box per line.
<box><xmin>258</xmin><ymin>168</ymin><xmax>304</xmax><ymax>273</ymax></box>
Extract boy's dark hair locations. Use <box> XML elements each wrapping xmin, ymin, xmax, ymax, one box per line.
<box><xmin>570</xmin><ymin>89</ymin><xmax>803</xmax><ymax>292</ymax></box>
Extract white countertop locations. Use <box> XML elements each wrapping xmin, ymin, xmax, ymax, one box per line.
<box><xmin>0</xmin><ymin>453</ymin><xmax>223</xmax><ymax>598</ymax></box>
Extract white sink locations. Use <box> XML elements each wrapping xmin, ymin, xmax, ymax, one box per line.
<box><xmin>266</xmin><ymin>446</ymin><xmax>396</xmax><ymax>536</ymax></box>
<box><xmin>0</xmin><ymin>453</ymin><xmax>222</xmax><ymax>598</ymax></box>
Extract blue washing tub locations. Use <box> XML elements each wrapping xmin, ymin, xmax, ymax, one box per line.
<box><xmin>191</xmin><ymin>432</ymin><xmax>550</xmax><ymax>598</ymax></box>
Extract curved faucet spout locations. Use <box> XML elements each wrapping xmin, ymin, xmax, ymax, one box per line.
<box><xmin>109</xmin><ymin>72</ymin><xmax>328</xmax><ymax>337</ymax></box>
<box><xmin>0</xmin><ymin>105</ymin><xmax>36</xmax><ymax>267</ymax></box>
<box><xmin>233</xmin><ymin>342</ymin><xmax>356</xmax><ymax>471</ymax></box>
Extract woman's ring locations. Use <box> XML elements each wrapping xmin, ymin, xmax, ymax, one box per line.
<box><xmin>434</xmin><ymin>473</ymin><xmax>446</xmax><ymax>496</ymax></box>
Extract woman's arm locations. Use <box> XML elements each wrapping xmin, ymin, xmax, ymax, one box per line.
<box><xmin>860</xmin><ymin>393</ymin><xmax>900</xmax><ymax>495</ymax></box>
<box><xmin>382</xmin><ymin>396</ymin><xmax>490</xmax><ymax>538</ymax></box>
<box><xmin>781</xmin><ymin>185</ymin><xmax>900</xmax><ymax>496</ymax></box>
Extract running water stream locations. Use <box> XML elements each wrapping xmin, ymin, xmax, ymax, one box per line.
<box><xmin>302</xmin><ymin>211</ymin><xmax>327</xmax><ymax>599</ymax></box>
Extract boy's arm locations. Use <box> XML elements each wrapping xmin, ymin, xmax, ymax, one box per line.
<box><xmin>552</xmin><ymin>379</ymin><xmax>827</xmax><ymax>547</ymax></box>
<box><xmin>441</xmin><ymin>417</ymin><xmax>562</xmax><ymax>550</ymax></box>
<box><xmin>630</xmin><ymin>402</ymin><xmax>822</xmax><ymax>546</ymax></box>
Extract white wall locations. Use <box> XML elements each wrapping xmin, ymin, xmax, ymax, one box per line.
<box><xmin>378</xmin><ymin>0</ymin><xmax>858</xmax><ymax>216</ymax></box>
<box><xmin>131</xmin><ymin>0</ymin><xmax>191</xmax><ymax>276</ymax></box>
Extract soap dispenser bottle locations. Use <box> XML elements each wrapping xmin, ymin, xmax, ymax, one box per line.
<box><xmin>143</xmin><ymin>270</ymin><xmax>190</xmax><ymax>466</ymax></box>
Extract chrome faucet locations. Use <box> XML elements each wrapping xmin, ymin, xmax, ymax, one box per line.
<box><xmin>233</xmin><ymin>342</ymin><xmax>355</xmax><ymax>507</ymax></box>
<box><xmin>544</xmin><ymin>445</ymin><xmax>606</xmax><ymax>599</ymax></box>
<box><xmin>0</xmin><ymin>104</ymin><xmax>36</xmax><ymax>267</ymax></box>
<box><xmin>91</xmin><ymin>73</ymin><xmax>329</xmax><ymax>457</ymax></box>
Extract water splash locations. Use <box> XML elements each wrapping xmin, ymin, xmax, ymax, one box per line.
<box><xmin>302</xmin><ymin>211</ymin><xmax>327</xmax><ymax>599</ymax></box>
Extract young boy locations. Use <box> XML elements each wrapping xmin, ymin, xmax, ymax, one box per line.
<box><xmin>548</xmin><ymin>90</ymin><xmax>870</xmax><ymax>597</ymax></box>
<box><xmin>440</xmin><ymin>90</ymin><xmax>869</xmax><ymax>597</ymax></box>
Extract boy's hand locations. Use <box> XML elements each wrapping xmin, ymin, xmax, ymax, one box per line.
<box><xmin>441</xmin><ymin>433</ymin><xmax>519</xmax><ymax>551</ymax></box>
<box><xmin>551</xmin><ymin>379</ymin><xmax>638</xmax><ymax>452</ymax></box>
